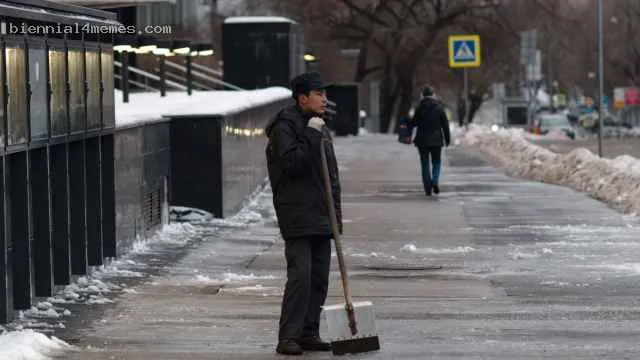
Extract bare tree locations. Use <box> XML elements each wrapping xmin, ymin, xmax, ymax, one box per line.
<box><xmin>248</xmin><ymin>0</ymin><xmax>637</xmax><ymax>129</ymax></box>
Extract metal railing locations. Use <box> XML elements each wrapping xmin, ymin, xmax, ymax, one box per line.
<box><xmin>161</xmin><ymin>70</ymin><xmax>212</xmax><ymax>91</ymax></box>
<box><xmin>163</xmin><ymin>60</ymin><xmax>243</xmax><ymax>90</ymax></box>
<box><xmin>187</xmin><ymin>61</ymin><xmax>223</xmax><ymax>77</ymax></box>
<box><xmin>114</xmin><ymin>74</ymin><xmax>158</xmax><ymax>92</ymax></box>
<box><xmin>114</xmin><ymin>56</ymin><xmax>243</xmax><ymax>103</ymax></box>
<box><xmin>114</xmin><ymin>60</ymin><xmax>187</xmax><ymax>91</ymax></box>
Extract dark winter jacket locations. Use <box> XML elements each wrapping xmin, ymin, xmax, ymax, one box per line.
<box><xmin>409</xmin><ymin>97</ymin><xmax>451</xmax><ymax>148</ymax></box>
<box><xmin>265</xmin><ymin>104</ymin><xmax>343</xmax><ymax>240</ymax></box>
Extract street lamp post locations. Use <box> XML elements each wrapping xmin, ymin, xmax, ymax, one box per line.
<box><xmin>597</xmin><ymin>0</ymin><xmax>604</xmax><ymax>157</ymax></box>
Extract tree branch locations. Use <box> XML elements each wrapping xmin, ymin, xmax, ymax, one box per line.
<box><xmin>335</xmin><ymin>0</ymin><xmax>392</xmax><ymax>28</ymax></box>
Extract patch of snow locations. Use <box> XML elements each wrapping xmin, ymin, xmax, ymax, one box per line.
<box><xmin>0</xmin><ymin>329</ymin><xmax>76</xmax><ymax>360</ymax></box>
<box><xmin>401</xmin><ymin>244</ymin><xmax>475</xmax><ymax>254</ymax></box>
<box><xmin>226</xmin><ymin>285</ymin><xmax>280</xmax><ymax>292</ymax></box>
<box><xmin>115</xmin><ymin>87</ymin><xmax>291</xmax><ymax>129</ymax></box>
<box><xmin>589</xmin><ymin>263</ymin><xmax>640</xmax><ymax>275</ymax></box>
<box><xmin>194</xmin><ymin>272</ymin><xmax>277</xmax><ymax>285</ymax></box>
<box><xmin>170</xmin><ymin>206</ymin><xmax>214</xmax><ymax>222</ymax></box>
<box><xmin>129</xmin><ymin>222</ymin><xmax>198</xmax><ymax>253</ymax></box>
<box><xmin>224</xmin><ymin>16</ymin><xmax>296</xmax><ymax>24</ymax></box>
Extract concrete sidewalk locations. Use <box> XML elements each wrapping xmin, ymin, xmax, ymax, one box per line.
<box><xmin>63</xmin><ymin>135</ymin><xmax>640</xmax><ymax>359</ymax></box>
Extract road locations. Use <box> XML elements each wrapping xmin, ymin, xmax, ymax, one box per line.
<box><xmin>531</xmin><ymin>136</ymin><xmax>640</xmax><ymax>159</ymax></box>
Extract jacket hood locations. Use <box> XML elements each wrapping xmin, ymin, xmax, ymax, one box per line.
<box><xmin>420</xmin><ymin>96</ymin><xmax>440</xmax><ymax>110</ymax></box>
<box><xmin>265</xmin><ymin>105</ymin><xmax>312</xmax><ymax>137</ymax></box>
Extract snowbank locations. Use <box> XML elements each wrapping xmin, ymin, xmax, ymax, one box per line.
<box><xmin>458</xmin><ymin>124</ymin><xmax>640</xmax><ymax>216</ymax></box>
<box><xmin>0</xmin><ymin>329</ymin><xmax>75</xmax><ymax>360</ymax></box>
<box><xmin>472</xmin><ymin>98</ymin><xmax>502</xmax><ymax>126</ymax></box>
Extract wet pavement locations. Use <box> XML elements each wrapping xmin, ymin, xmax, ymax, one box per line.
<box><xmin>54</xmin><ymin>134</ymin><xmax>640</xmax><ymax>359</ymax></box>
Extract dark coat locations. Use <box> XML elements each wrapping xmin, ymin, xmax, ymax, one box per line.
<box><xmin>265</xmin><ymin>105</ymin><xmax>342</xmax><ymax>240</ymax></box>
<box><xmin>409</xmin><ymin>97</ymin><xmax>451</xmax><ymax>148</ymax></box>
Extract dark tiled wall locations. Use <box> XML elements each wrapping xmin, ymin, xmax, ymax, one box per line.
<box><xmin>221</xmin><ymin>99</ymin><xmax>292</xmax><ymax>216</ymax></box>
<box><xmin>114</xmin><ymin>122</ymin><xmax>170</xmax><ymax>255</ymax></box>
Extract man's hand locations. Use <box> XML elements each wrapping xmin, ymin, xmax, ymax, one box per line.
<box><xmin>308</xmin><ymin>117</ymin><xmax>325</xmax><ymax>132</ymax></box>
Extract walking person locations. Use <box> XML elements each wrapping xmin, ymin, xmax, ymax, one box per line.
<box><xmin>265</xmin><ymin>71</ymin><xmax>343</xmax><ymax>355</ymax></box>
<box><xmin>409</xmin><ymin>85</ymin><xmax>451</xmax><ymax>196</ymax></box>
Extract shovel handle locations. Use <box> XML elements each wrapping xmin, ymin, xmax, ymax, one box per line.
<box><xmin>320</xmin><ymin>137</ymin><xmax>358</xmax><ymax>335</ymax></box>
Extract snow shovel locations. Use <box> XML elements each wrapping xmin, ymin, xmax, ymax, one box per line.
<box><xmin>319</xmin><ymin>137</ymin><xmax>381</xmax><ymax>356</ymax></box>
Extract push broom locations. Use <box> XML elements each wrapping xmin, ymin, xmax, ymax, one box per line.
<box><xmin>320</xmin><ymin>137</ymin><xmax>381</xmax><ymax>356</ymax></box>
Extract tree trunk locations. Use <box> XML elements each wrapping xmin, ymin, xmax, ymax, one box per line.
<box><xmin>394</xmin><ymin>86</ymin><xmax>414</xmax><ymax>133</ymax></box>
<box><xmin>379</xmin><ymin>80</ymin><xmax>400</xmax><ymax>133</ymax></box>
<box><xmin>354</xmin><ymin>44</ymin><xmax>369</xmax><ymax>82</ymax></box>
<box><xmin>378</xmin><ymin>56</ymin><xmax>399</xmax><ymax>133</ymax></box>
<box><xmin>390</xmin><ymin>58</ymin><xmax>420</xmax><ymax>133</ymax></box>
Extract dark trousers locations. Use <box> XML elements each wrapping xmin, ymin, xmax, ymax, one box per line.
<box><xmin>418</xmin><ymin>146</ymin><xmax>443</xmax><ymax>194</ymax></box>
<box><xmin>278</xmin><ymin>234</ymin><xmax>331</xmax><ymax>341</ymax></box>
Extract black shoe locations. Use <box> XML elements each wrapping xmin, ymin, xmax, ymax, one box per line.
<box><xmin>298</xmin><ymin>336</ymin><xmax>331</xmax><ymax>351</ymax></box>
<box><xmin>276</xmin><ymin>339</ymin><xmax>303</xmax><ymax>355</ymax></box>
<box><xmin>433</xmin><ymin>184</ymin><xmax>440</xmax><ymax>194</ymax></box>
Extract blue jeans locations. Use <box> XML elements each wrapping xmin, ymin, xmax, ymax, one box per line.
<box><xmin>418</xmin><ymin>146</ymin><xmax>442</xmax><ymax>194</ymax></box>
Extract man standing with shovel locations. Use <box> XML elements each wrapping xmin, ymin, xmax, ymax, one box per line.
<box><xmin>265</xmin><ymin>72</ymin><xmax>343</xmax><ymax>355</ymax></box>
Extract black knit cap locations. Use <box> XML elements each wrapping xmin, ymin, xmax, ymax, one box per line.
<box><xmin>422</xmin><ymin>85</ymin><xmax>435</xmax><ymax>97</ymax></box>
<box><xmin>291</xmin><ymin>71</ymin><xmax>330</xmax><ymax>99</ymax></box>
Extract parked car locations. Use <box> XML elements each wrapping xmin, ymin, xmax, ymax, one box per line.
<box><xmin>531</xmin><ymin>113</ymin><xmax>578</xmax><ymax>139</ymax></box>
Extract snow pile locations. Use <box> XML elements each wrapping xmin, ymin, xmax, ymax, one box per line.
<box><xmin>458</xmin><ymin>124</ymin><xmax>640</xmax><ymax>215</ymax></box>
<box><xmin>472</xmin><ymin>98</ymin><xmax>501</xmax><ymax>126</ymax></box>
<box><xmin>169</xmin><ymin>206</ymin><xmax>214</xmax><ymax>223</ymax></box>
<box><xmin>0</xmin><ymin>329</ymin><xmax>76</xmax><ymax>360</ymax></box>
<box><xmin>43</xmin><ymin>277</ymin><xmax>119</xmax><ymax>307</ymax></box>
<box><xmin>129</xmin><ymin>222</ymin><xmax>198</xmax><ymax>253</ymax></box>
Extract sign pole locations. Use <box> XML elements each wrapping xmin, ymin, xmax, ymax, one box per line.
<box><xmin>597</xmin><ymin>0</ymin><xmax>604</xmax><ymax>158</ymax></box>
<box><xmin>463</xmin><ymin>68</ymin><xmax>469</xmax><ymax>127</ymax></box>
<box><xmin>448</xmin><ymin>34</ymin><xmax>480</xmax><ymax>128</ymax></box>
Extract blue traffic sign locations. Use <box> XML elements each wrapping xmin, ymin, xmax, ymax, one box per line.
<box><xmin>448</xmin><ymin>35</ymin><xmax>481</xmax><ymax>68</ymax></box>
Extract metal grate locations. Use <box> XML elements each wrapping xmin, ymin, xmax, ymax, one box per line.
<box><xmin>142</xmin><ymin>185</ymin><xmax>164</xmax><ymax>232</ymax></box>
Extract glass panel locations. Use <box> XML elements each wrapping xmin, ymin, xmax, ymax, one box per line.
<box><xmin>29</xmin><ymin>45</ymin><xmax>48</xmax><ymax>139</ymax></box>
<box><xmin>6</xmin><ymin>45</ymin><xmax>28</xmax><ymax>145</ymax></box>
<box><xmin>86</xmin><ymin>50</ymin><xmax>101</xmax><ymax>129</ymax></box>
<box><xmin>101</xmin><ymin>51</ymin><xmax>115</xmax><ymax>128</ymax></box>
<box><xmin>68</xmin><ymin>49</ymin><xmax>85</xmax><ymax>133</ymax></box>
<box><xmin>49</xmin><ymin>48</ymin><xmax>68</xmax><ymax>136</ymax></box>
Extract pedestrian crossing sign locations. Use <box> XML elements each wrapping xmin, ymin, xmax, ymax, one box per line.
<box><xmin>448</xmin><ymin>35</ymin><xmax>481</xmax><ymax>68</ymax></box>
